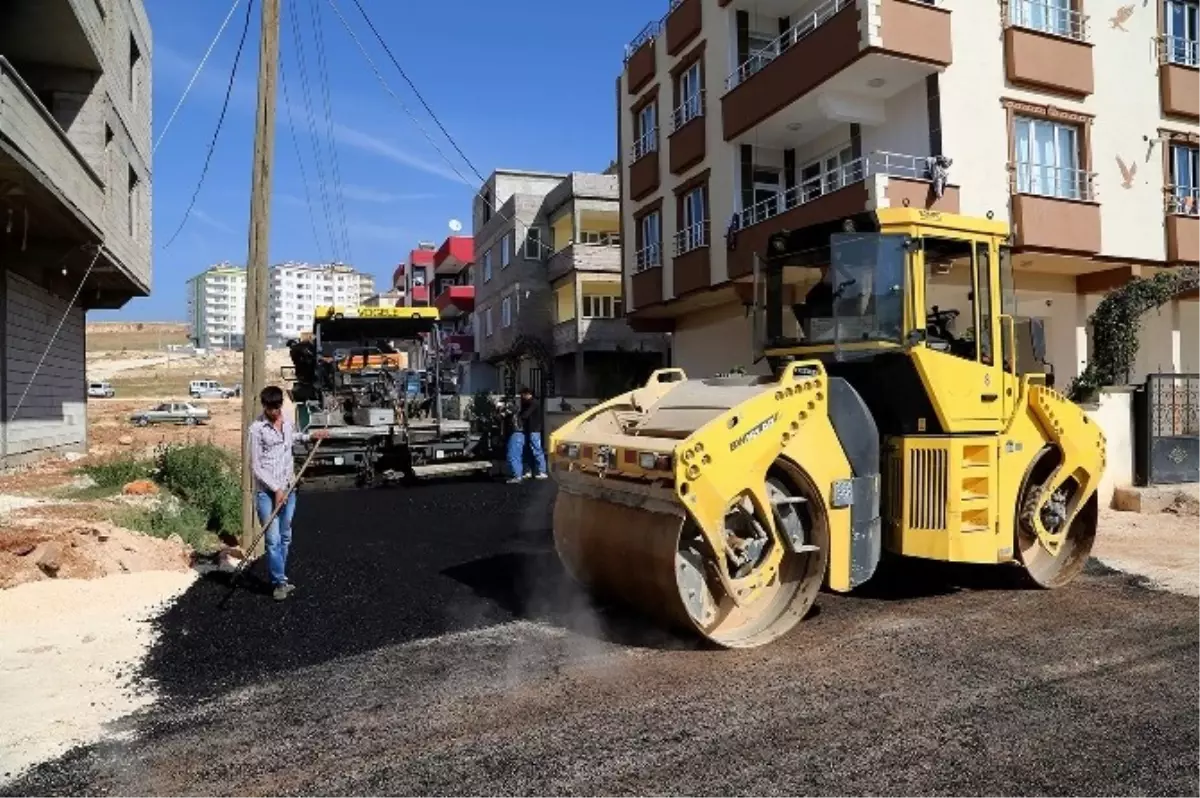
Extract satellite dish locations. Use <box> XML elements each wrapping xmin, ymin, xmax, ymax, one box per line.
<box><xmin>448</xmin><ymin>219</ymin><xmax>463</xmax><ymax>233</ymax></box>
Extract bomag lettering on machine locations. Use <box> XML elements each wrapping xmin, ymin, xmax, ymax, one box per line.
<box><xmin>549</xmin><ymin>208</ymin><xmax>1105</xmax><ymax>648</ymax></box>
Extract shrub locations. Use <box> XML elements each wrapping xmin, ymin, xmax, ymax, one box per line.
<box><xmin>81</xmin><ymin>456</ymin><xmax>152</xmax><ymax>490</ymax></box>
<box><xmin>153</xmin><ymin>443</ymin><xmax>242</xmax><ymax>537</ymax></box>
<box><xmin>113</xmin><ymin>503</ymin><xmax>218</xmax><ymax>553</ymax></box>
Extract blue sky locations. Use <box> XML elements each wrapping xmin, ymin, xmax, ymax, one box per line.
<box><xmin>100</xmin><ymin>0</ymin><xmax>651</xmax><ymax>321</ymax></box>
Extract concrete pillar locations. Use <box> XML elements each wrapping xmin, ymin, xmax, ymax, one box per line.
<box><xmin>572</xmin><ymin>203</ymin><xmax>581</xmax><ymax>245</ymax></box>
<box><xmin>1171</xmin><ymin>299</ymin><xmax>1182</xmax><ymax>373</ymax></box>
<box><xmin>1074</xmin><ymin>293</ymin><xmax>1089</xmax><ymax>380</ymax></box>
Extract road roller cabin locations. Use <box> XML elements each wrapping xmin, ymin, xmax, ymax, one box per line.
<box><xmin>549</xmin><ymin>208</ymin><xmax>1105</xmax><ymax>649</ymax></box>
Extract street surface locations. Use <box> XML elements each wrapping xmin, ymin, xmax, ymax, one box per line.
<box><xmin>4</xmin><ymin>478</ymin><xmax>1197</xmax><ymax>796</ymax></box>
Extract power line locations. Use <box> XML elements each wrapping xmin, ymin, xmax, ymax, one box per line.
<box><xmin>161</xmin><ymin>0</ymin><xmax>256</xmax><ymax>250</ymax></box>
<box><xmin>345</xmin><ymin>0</ymin><xmax>487</xmax><ymax>185</ymax></box>
<box><xmin>279</xmin><ymin>59</ymin><xmax>327</xmax><ymax>264</ymax></box>
<box><xmin>286</xmin><ymin>0</ymin><xmax>343</xmax><ymax>263</ymax></box>
<box><xmin>306</xmin><ymin>0</ymin><xmax>354</xmax><ymax>265</ymax></box>
<box><xmin>153</xmin><ymin>0</ymin><xmax>244</xmax><ymax>156</ymax></box>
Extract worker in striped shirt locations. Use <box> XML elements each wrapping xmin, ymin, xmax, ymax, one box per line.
<box><xmin>248</xmin><ymin>385</ymin><xmax>329</xmax><ymax>601</ymax></box>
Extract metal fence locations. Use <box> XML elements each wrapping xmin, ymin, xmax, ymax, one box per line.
<box><xmin>1134</xmin><ymin>373</ymin><xmax>1200</xmax><ymax>486</ymax></box>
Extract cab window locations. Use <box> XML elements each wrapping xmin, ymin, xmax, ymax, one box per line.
<box><xmin>923</xmin><ymin>237</ymin><xmax>978</xmax><ymax>362</ymax></box>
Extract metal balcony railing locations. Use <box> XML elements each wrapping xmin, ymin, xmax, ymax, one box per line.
<box><xmin>671</xmin><ymin>91</ymin><xmax>704</xmax><ymax>132</ymax></box>
<box><xmin>635</xmin><ymin>242</ymin><xmax>663</xmax><ymax>272</ymax></box>
<box><xmin>673</xmin><ymin>221</ymin><xmax>709</xmax><ymax>256</ymax></box>
<box><xmin>1014</xmin><ymin>162</ymin><xmax>1097</xmax><ymax>202</ymax></box>
<box><xmin>725</xmin><ymin>0</ymin><xmax>853</xmax><ymax>91</ymax></box>
<box><xmin>631</xmin><ymin>127</ymin><xmax>659</xmax><ymax>161</ymax></box>
<box><xmin>1166</xmin><ymin>185</ymin><xmax>1200</xmax><ymax>216</ymax></box>
<box><xmin>1159</xmin><ymin>34</ymin><xmax>1200</xmax><ymax>67</ymax></box>
<box><xmin>1008</xmin><ymin>0</ymin><xmax>1089</xmax><ymax>41</ymax></box>
<box><xmin>624</xmin><ymin>19</ymin><xmax>663</xmax><ymax>61</ymax></box>
<box><xmin>734</xmin><ymin>149</ymin><xmax>945</xmax><ymax>230</ymax></box>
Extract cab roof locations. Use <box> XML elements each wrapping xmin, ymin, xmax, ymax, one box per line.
<box><xmin>313</xmin><ymin>305</ymin><xmax>440</xmax><ymax>341</ymax></box>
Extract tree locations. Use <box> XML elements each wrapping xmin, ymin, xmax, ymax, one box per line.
<box><xmin>1069</xmin><ymin>266</ymin><xmax>1199</xmax><ymax>401</ymax></box>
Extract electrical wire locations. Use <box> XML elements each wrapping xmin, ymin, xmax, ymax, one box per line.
<box><xmin>279</xmin><ymin>59</ymin><xmax>328</xmax><ymax>264</ymax></box>
<box><xmin>287</xmin><ymin>0</ymin><xmax>343</xmax><ymax>263</ymax></box>
<box><xmin>345</xmin><ymin>0</ymin><xmax>488</xmax><ymax>185</ymax></box>
<box><xmin>153</xmin><ymin>0</ymin><xmax>244</xmax><ymax>156</ymax></box>
<box><xmin>307</xmin><ymin>0</ymin><xmax>355</xmax><ymax>266</ymax></box>
<box><xmin>7</xmin><ymin>246</ymin><xmax>102</xmax><ymax>424</ymax></box>
<box><xmin>161</xmin><ymin>0</ymin><xmax>256</xmax><ymax>251</ymax></box>
<box><xmin>326</xmin><ymin>0</ymin><xmax>557</xmax><ymax>256</ymax></box>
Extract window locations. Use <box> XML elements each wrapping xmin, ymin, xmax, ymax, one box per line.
<box><xmin>501</xmin><ymin>296</ymin><xmax>512</xmax><ymax>328</ymax></box>
<box><xmin>524</xmin><ymin>227</ymin><xmax>542</xmax><ymax>259</ymax></box>
<box><xmin>676</xmin><ymin>187</ymin><xmax>708</xmax><ymax>255</ymax></box>
<box><xmin>674</xmin><ymin>60</ymin><xmax>703</xmax><ymax>129</ymax></box>
<box><xmin>1165</xmin><ymin>0</ymin><xmax>1199</xmax><ymax>66</ymax></box>
<box><xmin>485</xmin><ymin>307</ymin><xmax>494</xmax><ymax>336</ymax></box>
<box><xmin>924</xmin><ymin>237</ymin><xmax>984</xmax><ymax>364</ymax></box>
<box><xmin>637</xmin><ymin>211</ymin><xmax>662</xmax><ymax>271</ymax></box>
<box><xmin>634</xmin><ymin>102</ymin><xmax>658</xmax><ymax>160</ymax></box>
<box><xmin>1170</xmin><ymin>142</ymin><xmax>1199</xmax><ymax>215</ymax></box>
<box><xmin>501</xmin><ymin>233</ymin><xmax>512</xmax><ymax>268</ymax></box>
<box><xmin>1009</xmin><ymin>0</ymin><xmax>1079</xmax><ymax>39</ymax></box>
<box><xmin>975</xmin><ymin>243</ymin><xmax>995</xmax><ymax>366</ymax></box>
<box><xmin>750</xmin><ymin>167</ymin><xmax>781</xmax><ymax>223</ymax></box>
<box><xmin>1014</xmin><ymin>116</ymin><xmax>1085</xmax><ymax>200</ymax></box>
<box><xmin>129</xmin><ymin>34</ymin><xmax>141</xmax><ymax>104</ymax></box>
<box><xmin>127</xmin><ymin>166</ymin><xmax>140</xmax><ymax>237</ymax></box>
<box><xmin>582</xmin><ymin>295</ymin><xmax>623</xmax><ymax>319</ymax></box>
<box><xmin>797</xmin><ymin>146</ymin><xmax>855</xmax><ymax>203</ymax></box>
<box><xmin>483</xmin><ymin>250</ymin><xmax>493</xmax><ymax>282</ymax></box>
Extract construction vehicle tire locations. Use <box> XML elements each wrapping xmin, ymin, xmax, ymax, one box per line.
<box><xmin>1015</xmin><ymin>448</ymin><xmax>1099</xmax><ymax>588</ymax></box>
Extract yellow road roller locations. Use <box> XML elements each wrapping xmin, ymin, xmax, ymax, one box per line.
<box><xmin>549</xmin><ymin>208</ymin><xmax>1104</xmax><ymax>648</ymax></box>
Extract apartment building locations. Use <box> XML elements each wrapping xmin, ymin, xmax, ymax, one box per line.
<box><xmin>187</xmin><ymin>263</ymin><xmax>246</xmax><ymax>349</ymax></box>
<box><xmin>617</xmin><ymin>0</ymin><xmax>1199</xmax><ymax>383</ymax></box>
<box><xmin>186</xmin><ymin>262</ymin><xmax>375</xmax><ymax>349</ymax></box>
<box><xmin>267</xmin><ymin>262</ymin><xmax>375</xmax><ymax>345</ymax></box>
<box><xmin>395</xmin><ymin>241</ymin><xmax>436</xmax><ymax>306</ymax></box>
<box><xmin>473</xmin><ymin>169</ymin><xmax>669</xmax><ymax>397</ymax></box>
<box><xmin>0</xmin><ymin>0</ymin><xmax>153</xmax><ymax>463</ymax></box>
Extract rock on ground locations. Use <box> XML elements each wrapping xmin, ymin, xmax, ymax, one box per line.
<box><xmin>0</xmin><ymin>521</ymin><xmax>192</xmax><ymax>590</ymax></box>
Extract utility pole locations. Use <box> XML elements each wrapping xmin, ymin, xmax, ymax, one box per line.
<box><xmin>240</xmin><ymin>0</ymin><xmax>280</xmax><ymax>554</ymax></box>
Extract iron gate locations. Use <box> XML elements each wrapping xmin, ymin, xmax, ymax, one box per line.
<box><xmin>1134</xmin><ymin>373</ymin><xmax>1200</xmax><ymax>486</ymax></box>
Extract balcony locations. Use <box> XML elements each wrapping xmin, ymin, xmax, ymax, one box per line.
<box><xmin>1166</xmin><ymin>187</ymin><xmax>1199</xmax><ymax>264</ymax></box>
<box><xmin>1003</xmin><ymin>0</ymin><xmax>1093</xmax><ymax>99</ymax></box>
<box><xmin>0</xmin><ymin>0</ymin><xmax>104</xmax><ymax>71</ymax></box>
<box><xmin>0</xmin><ymin>57</ymin><xmax>104</xmax><ymax>236</ymax></box>
<box><xmin>434</xmin><ymin>285</ymin><xmax>475</xmax><ymax>318</ymax></box>
<box><xmin>669</xmin><ymin>91</ymin><xmax>706</xmax><ymax>175</ymax></box>
<box><xmin>727</xmin><ymin>150</ymin><xmax>960</xmax><ymax>279</ymax></box>
<box><xmin>434</xmin><ymin>235</ymin><xmax>474</xmax><ymax>276</ymax></box>
<box><xmin>1010</xmin><ymin>164</ymin><xmax>1101</xmax><ymax>254</ymax></box>
<box><xmin>547</xmin><ymin>242</ymin><xmax>622</xmax><ymax>283</ymax></box>
<box><xmin>552</xmin><ymin>318</ymin><xmax>670</xmax><ymax>355</ymax></box>
<box><xmin>672</xmin><ymin>221</ymin><xmax>711</xmax><ymax>297</ymax></box>
<box><xmin>631</xmin><ymin>243</ymin><xmax>665</xmax><ymax>309</ymax></box>
<box><xmin>624</xmin><ymin>21</ymin><xmax>661</xmax><ymax>94</ymax></box>
<box><xmin>721</xmin><ymin>0</ymin><xmax>952</xmax><ymax>142</ymax></box>
<box><xmin>665</xmin><ymin>0</ymin><xmax>703</xmax><ymax>55</ymax></box>
<box><xmin>629</xmin><ymin>128</ymin><xmax>661</xmax><ymax>201</ymax></box>
<box><xmin>1158</xmin><ymin>36</ymin><xmax>1199</xmax><ymax>121</ymax></box>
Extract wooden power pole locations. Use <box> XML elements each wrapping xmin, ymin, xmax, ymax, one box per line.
<box><xmin>240</xmin><ymin>0</ymin><xmax>281</xmax><ymax>553</ymax></box>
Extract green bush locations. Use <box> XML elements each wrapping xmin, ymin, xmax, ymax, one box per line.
<box><xmin>112</xmin><ymin>503</ymin><xmax>218</xmax><ymax>553</ymax></box>
<box><xmin>153</xmin><ymin>443</ymin><xmax>242</xmax><ymax>537</ymax></box>
<box><xmin>81</xmin><ymin>456</ymin><xmax>152</xmax><ymax>489</ymax></box>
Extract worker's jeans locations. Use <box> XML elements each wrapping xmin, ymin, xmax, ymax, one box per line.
<box><xmin>255</xmin><ymin>490</ymin><xmax>297</xmax><ymax>587</ymax></box>
<box><xmin>507</xmin><ymin>431</ymin><xmax>546</xmax><ymax>478</ymax></box>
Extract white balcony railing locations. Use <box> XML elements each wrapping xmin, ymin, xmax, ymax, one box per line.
<box><xmin>734</xmin><ymin>150</ymin><xmax>950</xmax><ymax>230</ymax></box>
<box><xmin>1008</xmin><ymin>0</ymin><xmax>1088</xmax><ymax>42</ymax></box>
<box><xmin>673</xmin><ymin>221</ymin><xmax>710</xmax><ymax>256</ymax></box>
<box><xmin>671</xmin><ymin>91</ymin><xmax>704</xmax><ymax>132</ymax></box>
<box><xmin>1014</xmin><ymin>162</ymin><xmax>1097</xmax><ymax>202</ymax></box>
<box><xmin>635</xmin><ymin>242</ymin><xmax>663</xmax><ymax>272</ymax></box>
<box><xmin>725</xmin><ymin>0</ymin><xmax>853</xmax><ymax>91</ymax></box>
<box><xmin>631</xmin><ymin>127</ymin><xmax>659</xmax><ymax>161</ymax></box>
<box><xmin>1160</xmin><ymin>34</ymin><xmax>1200</xmax><ymax>67</ymax></box>
<box><xmin>1167</xmin><ymin>186</ymin><xmax>1200</xmax><ymax>216</ymax></box>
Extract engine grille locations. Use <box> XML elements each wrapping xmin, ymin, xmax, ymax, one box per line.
<box><xmin>907</xmin><ymin>447</ymin><xmax>949</xmax><ymax>531</ymax></box>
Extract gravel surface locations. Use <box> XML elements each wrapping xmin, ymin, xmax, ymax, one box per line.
<box><xmin>3</xmin><ymin>479</ymin><xmax>1197</xmax><ymax>796</ymax></box>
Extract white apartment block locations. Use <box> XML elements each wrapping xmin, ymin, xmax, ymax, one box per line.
<box><xmin>617</xmin><ymin>0</ymin><xmax>1199</xmax><ymax>383</ymax></box>
<box><xmin>187</xmin><ymin>263</ymin><xmax>375</xmax><ymax>349</ymax></box>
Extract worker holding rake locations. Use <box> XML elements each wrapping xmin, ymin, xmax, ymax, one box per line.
<box><xmin>248</xmin><ymin>385</ymin><xmax>329</xmax><ymax>601</ymax></box>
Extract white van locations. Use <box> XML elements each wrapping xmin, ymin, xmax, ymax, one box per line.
<box><xmin>189</xmin><ymin>379</ymin><xmax>223</xmax><ymax>397</ymax></box>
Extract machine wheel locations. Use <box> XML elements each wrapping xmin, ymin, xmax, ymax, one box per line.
<box><xmin>553</xmin><ymin>461</ymin><xmax>829</xmax><ymax>649</ymax></box>
<box><xmin>1015</xmin><ymin>449</ymin><xmax>1099</xmax><ymax>589</ymax></box>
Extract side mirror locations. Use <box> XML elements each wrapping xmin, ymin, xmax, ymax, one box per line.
<box><xmin>1029</xmin><ymin>318</ymin><xmax>1047</xmax><ymax>362</ymax></box>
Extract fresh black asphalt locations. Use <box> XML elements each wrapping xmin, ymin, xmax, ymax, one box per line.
<box><xmin>3</xmin><ymin>478</ymin><xmax>1197</xmax><ymax>796</ymax></box>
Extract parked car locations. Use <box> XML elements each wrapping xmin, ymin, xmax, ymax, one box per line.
<box><xmin>221</xmin><ymin>383</ymin><xmax>242</xmax><ymax>398</ymax></box>
<box><xmin>129</xmin><ymin>402</ymin><xmax>210</xmax><ymax>427</ymax></box>
<box><xmin>189</xmin><ymin>379</ymin><xmax>223</xmax><ymax>398</ymax></box>
<box><xmin>87</xmin><ymin>381</ymin><xmax>115</xmax><ymax>398</ymax></box>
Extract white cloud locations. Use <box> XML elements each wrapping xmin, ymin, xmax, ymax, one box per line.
<box><xmin>153</xmin><ymin>42</ymin><xmax>472</xmax><ymax>186</ymax></box>
<box><xmin>190</xmin><ymin>209</ymin><xmax>236</xmax><ymax>234</ymax></box>
<box><xmin>337</xmin><ymin>184</ymin><xmax>439</xmax><ymax>203</ymax></box>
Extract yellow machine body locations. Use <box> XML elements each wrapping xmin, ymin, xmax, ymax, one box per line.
<box><xmin>550</xmin><ymin>208</ymin><xmax>1105</xmax><ymax>647</ymax></box>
